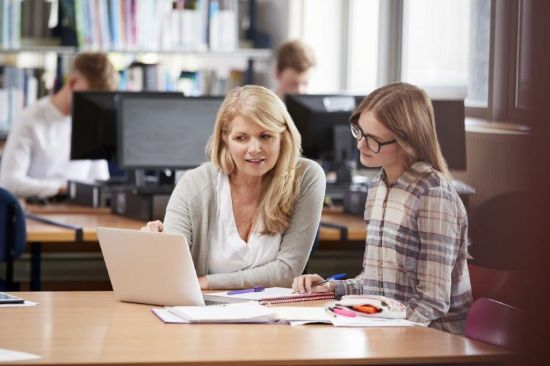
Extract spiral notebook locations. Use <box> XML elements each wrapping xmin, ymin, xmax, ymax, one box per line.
<box><xmin>259</xmin><ymin>292</ymin><xmax>335</xmax><ymax>305</ymax></box>
<box><xmin>207</xmin><ymin>287</ymin><xmax>335</xmax><ymax>305</ymax></box>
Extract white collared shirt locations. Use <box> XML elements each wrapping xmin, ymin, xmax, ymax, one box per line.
<box><xmin>207</xmin><ymin>172</ymin><xmax>282</xmax><ymax>274</ymax></box>
<box><xmin>0</xmin><ymin>97</ymin><xmax>109</xmax><ymax>198</ymax></box>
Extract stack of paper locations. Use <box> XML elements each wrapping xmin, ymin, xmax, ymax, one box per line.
<box><xmin>155</xmin><ymin>302</ymin><xmax>277</xmax><ymax>324</ymax></box>
<box><xmin>330</xmin><ymin>316</ymin><xmax>416</xmax><ymax>327</ymax></box>
<box><xmin>272</xmin><ymin>306</ymin><xmax>332</xmax><ymax>325</ymax></box>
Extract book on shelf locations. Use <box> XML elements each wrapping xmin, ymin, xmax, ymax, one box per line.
<box><xmin>2</xmin><ymin>0</ymin><xmax>244</xmax><ymax>52</ymax></box>
<box><xmin>208</xmin><ymin>0</ymin><xmax>237</xmax><ymax>51</ymax></box>
<box><xmin>64</xmin><ymin>0</ymin><xmax>236</xmax><ymax>52</ymax></box>
<box><xmin>0</xmin><ymin>66</ymin><xmax>46</xmax><ymax>133</ymax></box>
<box><xmin>0</xmin><ymin>0</ymin><xmax>22</xmax><ymax>49</ymax></box>
<box><xmin>117</xmin><ymin>63</ymin><xmax>244</xmax><ymax>96</ymax></box>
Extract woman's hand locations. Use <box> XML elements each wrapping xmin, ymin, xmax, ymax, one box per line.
<box><xmin>198</xmin><ymin>276</ymin><xmax>209</xmax><ymax>290</ymax></box>
<box><xmin>140</xmin><ymin>220</ymin><xmax>164</xmax><ymax>232</ymax></box>
<box><xmin>292</xmin><ymin>274</ymin><xmax>335</xmax><ymax>294</ymax></box>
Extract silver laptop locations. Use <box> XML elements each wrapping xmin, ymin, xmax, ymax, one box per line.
<box><xmin>97</xmin><ymin>227</ymin><xmax>206</xmax><ymax>306</ymax></box>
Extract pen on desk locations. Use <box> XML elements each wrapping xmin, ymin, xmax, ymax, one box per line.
<box><xmin>227</xmin><ymin>287</ymin><xmax>265</xmax><ymax>295</ymax></box>
<box><xmin>313</xmin><ymin>273</ymin><xmax>347</xmax><ymax>287</ymax></box>
<box><xmin>328</xmin><ymin>306</ymin><xmax>356</xmax><ymax>318</ymax></box>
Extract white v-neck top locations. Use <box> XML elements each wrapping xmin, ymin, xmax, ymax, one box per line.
<box><xmin>207</xmin><ymin>172</ymin><xmax>282</xmax><ymax>274</ymax></box>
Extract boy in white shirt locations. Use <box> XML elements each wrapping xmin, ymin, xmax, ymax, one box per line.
<box><xmin>0</xmin><ymin>52</ymin><xmax>118</xmax><ymax>198</ymax></box>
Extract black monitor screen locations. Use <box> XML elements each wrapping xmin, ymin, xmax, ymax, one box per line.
<box><xmin>431</xmin><ymin>100</ymin><xmax>466</xmax><ymax>170</ymax></box>
<box><xmin>117</xmin><ymin>95</ymin><xmax>223</xmax><ymax>169</ymax></box>
<box><xmin>71</xmin><ymin>91</ymin><xmax>183</xmax><ymax>161</ymax></box>
<box><xmin>71</xmin><ymin>92</ymin><xmax>118</xmax><ymax>160</ymax></box>
<box><xmin>285</xmin><ymin>94</ymin><xmax>358</xmax><ymax>162</ymax></box>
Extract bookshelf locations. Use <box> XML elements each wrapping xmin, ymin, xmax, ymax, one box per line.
<box><xmin>0</xmin><ymin>46</ymin><xmax>271</xmax><ymax>58</ymax></box>
<box><xmin>0</xmin><ymin>0</ymin><xmax>274</xmax><ymax>136</ymax></box>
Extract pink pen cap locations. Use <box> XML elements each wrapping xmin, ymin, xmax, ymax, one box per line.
<box><xmin>330</xmin><ymin>306</ymin><xmax>356</xmax><ymax>317</ymax></box>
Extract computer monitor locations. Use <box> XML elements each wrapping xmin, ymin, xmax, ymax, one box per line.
<box><xmin>70</xmin><ymin>91</ymin><xmax>184</xmax><ymax>161</ymax></box>
<box><xmin>117</xmin><ymin>95</ymin><xmax>224</xmax><ymax>169</ymax></box>
<box><xmin>285</xmin><ymin>94</ymin><xmax>359</xmax><ymax>163</ymax></box>
<box><xmin>286</xmin><ymin>94</ymin><xmax>466</xmax><ymax>171</ymax></box>
<box><xmin>71</xmin><ymin>91</ymin><xmax>118</xmax><ymax>160</ymax></box>
<box><xmin>431</xmin><ymin>99</ymin><xmax>466</xmax><ymax>170</ymax></box>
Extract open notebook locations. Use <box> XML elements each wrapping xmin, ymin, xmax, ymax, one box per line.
<box><xmin>206</xmin><ymin>287</ymin><xmax>335</xmax><ymax>305</ymax></box>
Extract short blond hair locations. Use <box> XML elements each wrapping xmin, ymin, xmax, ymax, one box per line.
<box><xmin>71</xmin><ymin>52</ymin><xmax>118</xmax><ymax>91</ymax></box>
<box><xmin>350</xmin><ymin>82</ymin><xmax>450</xmax><ymax>177</ymax></box>
<box><xmin>276</xmin><ymin>40</ymin><xmax>316</xmax><ymax>73</ymax></box>
<box><xmin>208</xmin><ymin>85</ymin><xmax>303</xmax><ymax>235</ymax></box>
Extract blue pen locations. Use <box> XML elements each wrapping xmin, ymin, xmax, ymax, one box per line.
<box><xmin>313</xmin><ymin>273</ymin><xmax>347</xmax><ymax>287</ymax></box>
<box><xmin>227</xmin><ymin>286</ymin><xmax>265</xmax><ymax>295</ymax></box>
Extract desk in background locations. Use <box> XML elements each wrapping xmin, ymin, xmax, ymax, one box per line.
<box><xmin>320</xmin><ymin>208</ymin><xmax>365</xmax><ymax>243</ymax></box>
<box><xmin>24</xmin><ymin>204</ymin><xmax>143</xmax><ymax>290</ymax></box>
<box><xmin>23</xmin><ymin>204</ymin><xmax>365</xmax><ymax>290</ymax></box>
<box><xmin>25</xmin><ymin>205</ymin><xmax>365</xmax><ymax>244</ymax></box>
<box><xmin>0</xmin><ymin>291</ymin><xmax>510</xmax><ymax>366</ymax></box>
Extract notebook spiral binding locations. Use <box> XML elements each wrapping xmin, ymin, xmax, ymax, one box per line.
<box><xmin>259</xmin><ymin>292</ymin><xmax>335</xmax><ymax>305</ymax></box>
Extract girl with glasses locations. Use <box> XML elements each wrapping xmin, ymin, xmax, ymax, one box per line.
<box><xmin>293</xmin><ymin>82</ymin><xmax>472</xmax><ymax>334</ymax></box>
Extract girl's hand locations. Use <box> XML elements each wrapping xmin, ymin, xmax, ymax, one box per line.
<box><xmin>292</xmin><ymin>274</ymin><xmax>335</xmax><ymax>294</ymax></box>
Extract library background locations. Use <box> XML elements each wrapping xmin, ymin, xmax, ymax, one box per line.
<box><xmin>0</xmin><ymin>0</ymin><xmax>531</xmax><ymax>290</ymax></box>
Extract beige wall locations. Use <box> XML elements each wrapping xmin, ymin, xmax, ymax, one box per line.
<box><xmin>451</xmin><ymin>125</ymin><xmax>530</xmax><ymax>212</ymax></box>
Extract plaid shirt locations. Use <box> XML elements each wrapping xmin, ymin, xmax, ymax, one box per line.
<box><xmin>334</xmin><ymin>162</ymin><xmax>472</xmax><ymax>334</ymax></box>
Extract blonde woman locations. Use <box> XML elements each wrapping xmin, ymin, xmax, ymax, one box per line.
<box><xmin>143</xmin><ymin>85</ymin><xmax>326</xmax><ymax>290</ymax></box>
<box><xmin>293</xmin><ymin>82</ymin><xmax>472</xmax><ymax>334</ymax></box>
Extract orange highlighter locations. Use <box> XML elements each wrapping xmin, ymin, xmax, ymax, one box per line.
<box><xmin>352</xmin><ymin>305</ymin><xmax>381</xmax><ymax>314</ymax></box>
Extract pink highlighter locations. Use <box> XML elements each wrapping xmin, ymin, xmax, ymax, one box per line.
<box><xmin>330</xmin><ymin>306</ymin><xmax>356</xmax><ymax>317</ymax></box>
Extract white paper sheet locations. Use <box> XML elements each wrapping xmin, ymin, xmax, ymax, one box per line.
<box><xmin>330</xmin><ymin>316</ymin><xmax>417</xmax><ymax>327</ymax></box>
<box><xmin>0</xmin><ymin>300</ymin><xmax>38</xmax><ymax>308</ymax></box>
<box><xmin>152</xmin><ymin>308</ymin><xmax>190</xmax><ymax>323</ymax></box>
<box><xmin>273</xmin><ymin>306</ymin><xmax>332</xmax><ymax>323</ymax></box>
<box><xmin>0</xmin><ymin>348</ymin><xmax>41</xmax><ymax>362</ymax></box>
<box><xmin>164</xmin><ymin>302</ymin><xmax>277</xmax><ymax>323</ymax></box>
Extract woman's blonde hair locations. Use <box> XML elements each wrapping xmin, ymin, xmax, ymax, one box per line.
<box><xmin>208</xmin><ymin>85</ymin><xmax>302</xmax><ymax>235</ymax></box>
<box><xmin>350</xmin><ymin>82</ymin><xmax>450</xmax><ymax>177</ymax></box>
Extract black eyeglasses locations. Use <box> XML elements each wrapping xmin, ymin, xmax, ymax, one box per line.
<box><xmin>350</xmin><ymin>123</ymin><xmax>397</xmax><ymax>153</ymax></box>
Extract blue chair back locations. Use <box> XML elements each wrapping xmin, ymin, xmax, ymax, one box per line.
<box><xmin>0</xmin><ymin>188</ymin><xmax>26</xmax><ymax>286</ymax></box>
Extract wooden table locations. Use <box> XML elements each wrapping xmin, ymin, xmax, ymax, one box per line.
<box><xmin>24</xmin><ymin>204</ymin><xmax>366</xmax><ymax>243</ymax></box>
<box><xmin>24</xmin><ymin>205</ymin><xmax>143</xmax><ymax>290</ymax></box>
<box><xmin>320</xmin><ymin>208</ymin><xmax>365</xmax><ymax>242</ymax></box>
<box><xmin>26</xmin><ymin>212</ymin><xmax>143</xmax><ymax>242</ymax></box>
<box><xmin>0</xmin><ymin>292</ymin><xmax>510</xmax><ymax>366</ymax></box>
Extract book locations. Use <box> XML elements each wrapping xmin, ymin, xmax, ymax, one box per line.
<box><xmin>152</xmin><ymin>304</ymin><xmax>415</xmax><ymax>327</ymax></box>
<box><xmin>259</xmin><ymin>292</ymin><xmax>335</xmax><ymax>305</ymax></box>
<box><xmin>156</xmin><ymin>301</ymin><xmax>277</xmax><ymax>324</ymax></box>
<box><xmin>208</xmin><ymin>287</ymin><xmax>336</xmax><ymax>305</ymax></box>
